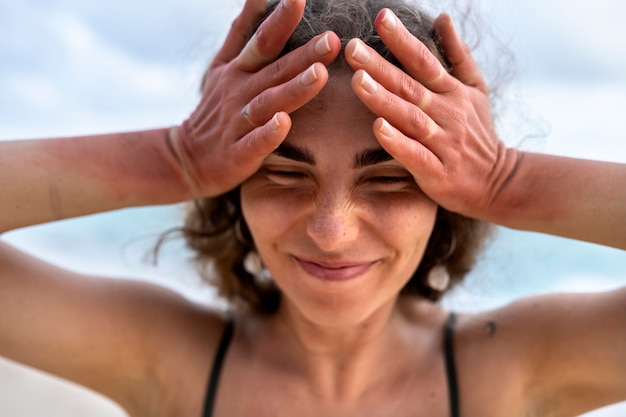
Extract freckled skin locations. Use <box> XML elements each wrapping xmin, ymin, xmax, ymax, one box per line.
<box><xmin>241</xmin><ymin>72</ymin><xmax>438</xmax><ymax>327</ymax></box>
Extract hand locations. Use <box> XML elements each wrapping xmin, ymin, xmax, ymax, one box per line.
<box><xmin>170</xmin><ymin>0</ymin><xmax>341</xmax><ymax>198</ymax></box>
<box><xmin>345</xmin><ymin>9</ymin><xmax>518</xmax><ymax>220</ymax></box>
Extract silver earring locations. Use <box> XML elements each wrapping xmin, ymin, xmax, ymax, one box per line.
<box><xmin>427</xmin><ymin>230</ymin><xmax>457</xmax><ymax>292</ymax></box>
<box><xmin>427</xmin><ymin>265</ymin><xmax>450</xmax><ymax>291</ymax></box>
<box><xmin>243</xmin><ymin>251</ymin><xmax>272</xmax><ymax>283</ymax></box>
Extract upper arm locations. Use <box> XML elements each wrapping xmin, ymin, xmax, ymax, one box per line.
<box><xmin>0</xmin><ymin>240</ymin><xmax>221</xmax><ymax>415</ymax></box>
<box><xmin>513</xmin><ymin>288</ymin><xmax>626</xmax><ymax>415</ymax></box>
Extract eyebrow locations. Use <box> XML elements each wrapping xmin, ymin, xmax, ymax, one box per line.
<box><xmin>354</xmin><ymin>148</ymin><xmax>394</xmax><ymax>168</ymax></box>
<box><xmin>272</xmin><ymin>143</ymin><xmax>394</xmax><ymax>168</ymax></box>
<box><xmin>273</xmin><ymin>143</ymin><xmax>315</xmax><ymax>165</ymax></box>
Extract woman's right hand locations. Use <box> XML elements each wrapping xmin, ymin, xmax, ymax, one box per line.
<box><xmin>170</xmin><ymin>0</ymin><xmax>341</xmax><ymax>198</ymax></box>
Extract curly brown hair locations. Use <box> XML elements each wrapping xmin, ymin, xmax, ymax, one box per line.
<box><xmin>181</xmin><ymin>0</ymin><xmax>493</xmax><ymax>314</ymax></box>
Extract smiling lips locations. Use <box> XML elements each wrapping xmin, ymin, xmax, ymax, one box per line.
<box><xmin>294</xmin><ymin>257</ymin><xmax>378</xmax><ymax>281</ymax></box>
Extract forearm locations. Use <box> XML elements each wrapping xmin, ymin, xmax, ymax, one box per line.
<box><xmin>0</xmin><ymin>128</ymin><xmax>191</xmax><ymax>233</ymax></box>
<box><xmin>488</xmin><ymin>150</ymin><xmax>626</xmax><ymax>249</ymax></box>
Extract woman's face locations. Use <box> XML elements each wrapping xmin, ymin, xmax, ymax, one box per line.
<box><xmin>241</xmin><ymin>72</ymin><xmax>438</xmax><ymax>325</ymax></box>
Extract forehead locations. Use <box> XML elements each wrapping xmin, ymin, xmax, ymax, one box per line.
<box><xmin>287</xmin><ymin>71</ymin><xmax>379</xmax><ymax>151</ymax></box>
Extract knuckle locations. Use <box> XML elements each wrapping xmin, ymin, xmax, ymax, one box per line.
<box><xmin>397</xmin><ymin>74</ymin><xmax>417</xmax><ymax>100</ymax></box>
<box><xmin>381</xmin><ymin>92</ymin><xmax>401</xmax><ymax>115</ymax></box>
<box><xmin>254</xmin><ymin>33</ymin><xmax>271</xmax><ymax>58</ymax></box>
<box><xmin>416</xmin><ymin>43</ymin><xmax>434</xmax><ymax>65</ymax></box>
<box><xmin>246</xmin><ymin>98</ymin><xmax>265</xmax><ymax>126</ymax></box>
<box><xmin>425</xmin><ymin>120</ymin><xmax>438</xmax><ymax>140</ymax></box>
<box><xmin>283</xmin><ymin>78</ymin><xmax>303</xmax><ymax>101</ymax></box>
<box><xmin>405</xmin><ymin>108</ymin><xmax>436</xmax><ymax>141</ymax></box>
<box><xmin>396</xmin><ymin>136</ymin><xmax>412</xmax><ymax>154</ymax></box>
<box><xmin>397</xmin><ymin>75</ymin><xmax>430</xmax><ymax>108</ymax></box>
<box><xmin>406</xmin><ymin>107</ymin><xmax>425</xmax><ymax>131</ymax></box>
<box><xmin>265</xmin><ymin>56</ymin><xmax>289</xmax><ymax>84</ymax></box>
<box><xmin>374</xmin><ymin>58</ymin><xmax>391</xmax><ymax>78</ymax></box>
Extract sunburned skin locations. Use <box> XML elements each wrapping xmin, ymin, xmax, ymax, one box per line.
<box><xmin>33</xmin><ymin>128</ymin><xmax>188</xmax><ymax>213</ymax></box>
<box><xmin>0</xmin><ymin>128</ymin><xmax>190</xmax><ymax>232</ymax></box>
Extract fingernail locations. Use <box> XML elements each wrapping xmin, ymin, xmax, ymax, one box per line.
<box><xmin>350</xmin><ymin>40</ymin><xmax>371</xmax><ymax>64</ymax></box>
<box><xmin>271</xmin><ymin>113</ymin><xmax>281</xmax><ymax>131</ymax></box>
<box><xmin>300</xmin><ymin>64</ymin><xmax>319</xmax><ymax>86</ymax></box>
<box><xmin>359</xmin><ymin>71</ymin><xmax>378</xmax><ymax>94</ymax></box>
<box><xmin>378</xmin><ymin>119</ymin><xmax>395</xmax><ymax>138</ymax></box>
<box><xmin>314</xmin><ymin>33</ymin><xmax>331</xmax><ymax>56</ymax></box>
<box><xmin>282</xmin><ymin>0</ymin><xmax>295</xmax><ymax>10</ymax></box>
<box><xmin>380</xmin><ymin>9</ymin><xmax>397</xmax><ymax>31</ymax></box>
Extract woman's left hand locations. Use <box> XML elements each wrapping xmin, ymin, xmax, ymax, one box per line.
<box><xmin>345</xmin><ymin>9</ymin><xmax>519</xmax><ymax>221</ymax></box>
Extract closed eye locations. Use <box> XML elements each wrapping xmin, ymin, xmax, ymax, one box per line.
<box><xmin>264</xmin><ymin>169</ymin><xmax>309</xmax><ymax>186</ymax></box>
<box><xmin>266</xmin><ymin>169</ymin><xmax>306</xmax><ymax>179</ymax></box>
<box><xmin>368</xmin><ymin>176</ymin><xmax>414</xmax><ymax>184</ymax></box>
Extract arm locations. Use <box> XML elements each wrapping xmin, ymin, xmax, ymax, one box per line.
<box><xmin>0</xmin><ymin>0</ymin><xmax>340</xmax><ymax>413</ymax></box>
<box><xmin>345</xmin><ymin>10</ymin><xmax>626</xmax><ymax>250</ymax></box>
<box><xmin>1</xmin><ymin>0</ymin><xmax>341</xmax><ymax>234</ymax></box>
<box><xmin>0</xmin><ymin>129</ymin><xmax>186</xmax><ymax>232</ymax></box>
<box><xmin>501</xmin><ymin>288</ymin><xmax>626</xmax><ymax>415</ymax></box>
<box><xmin>0</xmin><ymin>240</ymin><xmax>216</xmax><ymax>415</ymax></box>
<box><xmin>346</xmin><ymin>9</ymin><xmax>626</xmax><ymax>413</ymax></box>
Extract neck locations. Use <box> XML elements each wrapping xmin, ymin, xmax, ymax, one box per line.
<box><xmin>268</xmin><ymin>297</ymin><xmax>413</xmax><ymax>401</ymax></box>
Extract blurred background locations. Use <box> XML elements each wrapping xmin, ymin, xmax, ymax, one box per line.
<box><xmin>0</xmin><ymin>0</ymin><xmax>625</xmax><ymax>415</ymax></box>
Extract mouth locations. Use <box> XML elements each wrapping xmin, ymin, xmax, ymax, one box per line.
<box><xmin>293</xmin><ymin>257</ymin><xmax>378</xmax><ymax>281</ymax></box>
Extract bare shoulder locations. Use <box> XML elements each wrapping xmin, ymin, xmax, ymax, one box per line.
<box><xmin>453</xmin><ymin>287</ymin><xmax>626</xmax><ymax>416</ymax></box>
<box><xmin>0</xmin><ymin>240</ymin><xmax>229</xmax><ymax>416</ymax></box>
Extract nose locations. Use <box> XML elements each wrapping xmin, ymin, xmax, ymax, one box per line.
<box><xmin>306</xmin><ymin>191</ymin><xmax>360</xmax><ymax>252</ymax></box>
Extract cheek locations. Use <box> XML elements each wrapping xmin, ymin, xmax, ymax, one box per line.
<box><xmin>369</xmin><ymin>193</ymin><xmax>437</xmax><ymax>235</ymax></box>
<box><xmin>361</xmin><ymin>195</ymin><xmax>438</xmax><ymax>304</ymax></box>
<box><xmin>240</xmin><ymin>184</ymin><xmax>308</xmax><ymax>242</ymax></box>
<box><xmin>372</xmin><ymin>195</ymin><xmax>438</xmax><ymax>263</ymax></box>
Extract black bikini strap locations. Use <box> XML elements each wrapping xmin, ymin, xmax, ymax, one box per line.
<box><xmin>444</xmin><ymin>312</ymin><xmax>460</xmax><ymax>417</ymax></box>
<box><xmin>202</xmin><ymin>316</ymin><xmax>235</xmax><ymax>417</ymax></box>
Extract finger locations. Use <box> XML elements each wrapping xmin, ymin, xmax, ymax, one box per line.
<box><xmin>252</xmin><ymin>32</ymin><xmax>339</xmax><ymax>92</ymax></box>
<box><xmin>433</xmin><ymin>13</ymin><xmax>488</xmax><ymax>94</ymax></box>
<box><xmin>372</xmin><ymin>117</ymin><xmax>442</xmax><ymax>185</ymax></box>
<box><xmin>236</xmin><ymin>0</ymin><xmax>306</xmax><ymax>72</ymax></box>
<box><xmin>352</xmin><ymin>70</ymin><xmax>440</xmax><ymax>142</ymax></box>
<box><xmin>243</xmin><ymin>63</ymin><xmax>329</xmax><ymax>127</ymax></box>
<box><xmin>213</xmin><ymin>0</ymin><xmax>267</xmax><ymax>65</ymax></box>
<box><xmin>234</xmin><ymin>112</ymin><xmax>292</xmax><ymax>168</ymax></box>
<box><xmin>346</xmin><ymin>38</ymin><xmax>434</xmax><ymax>111</ymax></box>
<box><xmin>372</xmin><ymin>9</ymin><xmax>455</xmax><ymax>94</ymax></box>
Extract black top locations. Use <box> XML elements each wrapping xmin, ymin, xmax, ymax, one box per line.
<box><xmin>444</xmin><ymin>312</ymin><xmax>460</xmax><ymax>417</ymax></box>
<box><xmin>202</xmin><ymin>313</ymin><xmax>460</xmax><ymax>417</ymax></box>
<box><xmin>202</xmin><ymin>316</ymin><xmax>234</xmax><ymax>417</ymax></box>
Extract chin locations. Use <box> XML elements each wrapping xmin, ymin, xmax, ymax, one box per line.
<box><xmin>280</xmin><ymin>288</ymin><xmax>399</xmax><ymax>329</ymax></box>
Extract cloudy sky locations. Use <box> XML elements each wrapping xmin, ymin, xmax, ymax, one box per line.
<box><xmin>0</xmin><ymin>0</ymin><xmax>625</xmax><ymax>416</ymax></box>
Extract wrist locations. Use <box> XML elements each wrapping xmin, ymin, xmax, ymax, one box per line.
<box><xmin>166</xmin><ymin>124</ymin><xmax>202</xmax><ymax>200</ymax></box>
<box><xmin>130</xmin><ymin>127</ymin><xmax>197</xmax><ymax>205</ymax></box>
<box><xmin>479</xmin><ymin>147</ymin><xmax>528</xmax><ymax>226</ymax></box>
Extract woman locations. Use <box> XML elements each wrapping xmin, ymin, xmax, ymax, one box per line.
<box><xmin>1</xmin><ymin>1</ymin><xmax>625</xmax><ymax>417</ymax></box>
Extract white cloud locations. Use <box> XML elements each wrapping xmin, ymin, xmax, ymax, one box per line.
<box><xmin>497</xmin><ymin>80</ymin><xmax>626</xmax><ymax>162</ymax></box>
<box><xmin>487</xmin><ymin>0</ymin><xmax>626</xmax><ymax>81</ymax></box>
<box><xmin>0</xmin><ymin>1</ymin><xmax>218</xmax><ymax>138</ymax></box>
